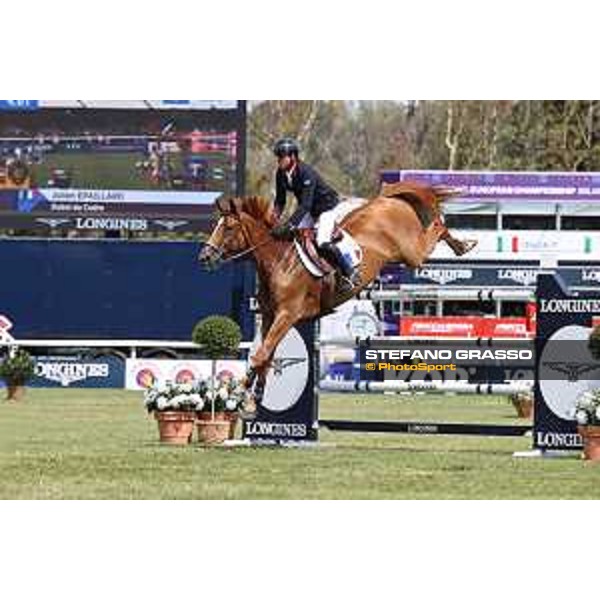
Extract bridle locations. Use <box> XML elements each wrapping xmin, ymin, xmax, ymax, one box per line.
<box><xmin>205</xmin><ymin>211</ymin><xmax>273</xmax><ymax>266</ymax></box>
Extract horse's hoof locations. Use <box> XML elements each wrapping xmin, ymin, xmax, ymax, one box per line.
<box><xmin>239</xmin><ymin>396</ymin><xmax>258</xmax><ymax>420</ymax></box>
<box><xmin>462</xmin><ymin>239</ymin><xmax>478</xmax><ymax>255</ymax></box>
<box><xmin>239</xmin><ymin>408</ymin><xmax>258</xmax><ymax>421</ymax></box>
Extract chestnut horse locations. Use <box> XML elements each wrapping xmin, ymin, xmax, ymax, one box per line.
<box><xmin>198</xmin><ymin>182</ymin><xmax>475</xmax><ymax>414</ymax></box>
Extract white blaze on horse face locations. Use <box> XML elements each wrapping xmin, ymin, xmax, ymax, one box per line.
<box><xmin>208</xmin><ymin>217</ymin><xmax>226</xmax><ymax>250</ymax></box>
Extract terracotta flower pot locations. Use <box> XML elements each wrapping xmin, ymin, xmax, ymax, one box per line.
<box><xmin>196</xmin><ymin>412</ymin><xmax>231</xmax><ymax>446</ymax></box>
<box><xmin>154</xmin><ymin>411</ymin><xmax>196</xmax><ymax>445</ymax></box>
<box><xmin>224</xmin><ymin>412</ymin><xmax>239</xmax><ymax>439</ymax></box>
<box><xmin>578</xmin><ymin>425</ymin><xmax>600</xmax><ymax>461</ymax></box>
<box><xmin>6</xmin><ymin>385</ymin><xmax>25</xmax><ymax>402</ymax></box>
<box><xmin>512</xmin><ymin>397</ymin><xmax>534</xmax><ymax>419</ymax></box>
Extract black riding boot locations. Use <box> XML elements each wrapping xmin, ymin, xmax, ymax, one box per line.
<box><xmin>320</xmin><ymin>243</ymin><xmax>360</xmax><ymax>291</ymax></box>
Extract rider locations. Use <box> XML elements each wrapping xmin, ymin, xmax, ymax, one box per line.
<box><xmin>270</xmin><ymin>138</ymin><xmax>360</xmax><ymax>288</ymax></box>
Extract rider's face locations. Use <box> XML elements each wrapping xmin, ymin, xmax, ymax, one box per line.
<box><xmin>277</xmin><ymin>155</ymin><xmax>294</xmax><ymax>171</ymax></box>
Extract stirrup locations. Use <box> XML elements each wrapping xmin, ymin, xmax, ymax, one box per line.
<box><xmin>338</xmin><ymin>274</ymin><xmax>358</xmax><ymax>293</ymax></box>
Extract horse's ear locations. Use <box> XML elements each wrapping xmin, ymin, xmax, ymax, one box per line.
<box><xmin>216</xmin><ymin>196</ymin><xmax>232</xmax><ymax>214</ymax></box>
<box><xmin>230</xmin><ymin>197</ymin><xmax>244</xmax><ymax>215</ymax></box>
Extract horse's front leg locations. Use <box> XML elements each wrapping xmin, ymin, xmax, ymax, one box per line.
<box><xmin>241</xmin><ymin>310</ymin><xmax>295</xmax><ymax>418</ymax></box>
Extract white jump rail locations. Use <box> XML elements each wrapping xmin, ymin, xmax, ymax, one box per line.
<box><xmin>3</xmin><ymin>339</ymin><xmax>253</xmax><ymax>358</ymax></box>
<box><xmin>320</xmin><ymin>335</ymin><xmax>534</xmax><ymax>346</ymax></box>
<box><xmin>359</xmin><ymin>288</ymin><xmax>536</xmax><ymax>302</ymax></box>
<box><xmin>320</xmin><ymin>379</ymin><xmax>534</xmax><ymax>395</ymax></box>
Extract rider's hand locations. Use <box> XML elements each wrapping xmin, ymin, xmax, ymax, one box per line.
<box><xmin>271</xmin><ymin>224</ymin><xmax>294</xmax><ymax>241</ymax></box>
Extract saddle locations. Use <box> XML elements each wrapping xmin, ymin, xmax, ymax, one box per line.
<box><xmin>294</xmin><ymin>227</ymin><xmax>362</xmax><ymax>280</ymax></box>
<box><xmin>296</xmin><ymin>229</ymin><xmax>336</xmax><ymax>276</ymax></box>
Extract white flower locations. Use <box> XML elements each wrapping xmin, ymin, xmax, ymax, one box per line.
<box><xmin>225</xmin><ymin>399</ymin><xmax>238</xmax><ymax>411</ymax></box>
<box><xmin>218</xmin><ymin>387</ymin><xmax>229</xmax><ymax>401</ymax></box>
<box><xmin>576</xmin><ymin>410</ymin><xmax>589</xmax><ymax>425</ymax></box>
<box><xmin>190</xmin><ymin>394</ymin><xmax>204</xmax><ymax>411</ymax></box>
<box><xmin>204</xmin><ymin>391</ymin><xmax>214</xmax><ymax>402</ymax></box>
<box><xmin>578</xmin><ymin>393</ymin><xmax>595</xmax><ymax>410</ymax></box>
<box><xmin>168</xmin><ymin>394</ymin><xmax>187</xmax><ymax>408</ymax></box>
<box><xmin>156</xmin><ymin>397</ymin><xmax>168</xmax><ymax>411</ymax></box>
<box><xmin>595</xmin><ymin>406</ymin><xmax>600</xmax><ymax>422</ymax></box>
<box><xmin>180</xmin><ymin>383</ymin><xmax>193</xmax><ymax>394</ymax></box>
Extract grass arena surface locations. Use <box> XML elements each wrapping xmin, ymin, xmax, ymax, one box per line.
<box><xmin>1</xmin><ymin>389</ymin><xmax>599</xmax><ymax>500</ymax></box>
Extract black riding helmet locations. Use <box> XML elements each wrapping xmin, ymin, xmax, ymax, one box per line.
<box><xmin>273</xmin><ymin>138</ymin><xmax>300</xmax><ymax>158</ymax></box>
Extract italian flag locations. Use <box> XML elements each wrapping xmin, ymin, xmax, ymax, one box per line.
<box><xmin>497</xmin><ymin>236</ymin><xmax>519</xmax><ymax>253</ymax></box>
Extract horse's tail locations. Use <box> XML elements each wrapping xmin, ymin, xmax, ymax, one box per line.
<box><xmin>380</xmin><ymin>181</ymin><xmax>462</xmax><ymax>228</ymax></box>
<box><xmin>430</xmin><ymin>185</ymin><xmax>462</xmax><ymax>209</ymax></box>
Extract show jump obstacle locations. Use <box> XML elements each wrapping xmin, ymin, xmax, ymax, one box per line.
<box><xmin>242</xmin><ymin>274</ymin><xmax>600</xmax><ymax>454</ymax></box>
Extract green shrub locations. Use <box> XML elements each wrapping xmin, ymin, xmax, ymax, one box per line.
<box><xmin>192</xmin><ymin>316</ymin><xmax>242</xmax><ymax>359</ymax></box>
<box><xmin>0</xmin><ymin>349</ymin><xmax>35</xmax><ymax>386</ymax></box>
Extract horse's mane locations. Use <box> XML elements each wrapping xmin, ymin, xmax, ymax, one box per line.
<box><xmin>218</xmin><ymin>195</ymin><xmax>275</xmax><ymax>227</ymax></box>
<box><xmin>239</xmin><ymin>196</ymin><xmax>274</xmax><ymax>222</ymax></box>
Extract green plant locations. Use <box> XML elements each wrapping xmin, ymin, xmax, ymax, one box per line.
<box><xmin>143</xmin><ymin>381</ymin><xmax>204</xmax><ymax>413</ymax></box>
<box><xmin>0</xmin><ymin>349</ymin><xmax>35</xmax><ymax>386</ymax></box>
<box><xmin>196</xmin><ymin>375</ymin><xmax>246</xmax><ymax>414</ymax></box>
<box><xmin>192</xmin><ymin>316</ymin><xmax>242</xmax><ymax>359</ymax></box>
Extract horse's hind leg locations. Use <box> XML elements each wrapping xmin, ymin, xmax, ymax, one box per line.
<box><xmin>402</xmin><ymin>223</ymin><xmax>445</xmax><ymax>268</ymax></box>
<box><xmin>436</xmin><ymin>218</ymin><xmax>478</xmax><ymax>256</ymax></box>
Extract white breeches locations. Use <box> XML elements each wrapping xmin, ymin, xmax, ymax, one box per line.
<box><xmin>297</xmin><ymin>209</ymin><xmax>337</xmax><ymax>247</ymax></box>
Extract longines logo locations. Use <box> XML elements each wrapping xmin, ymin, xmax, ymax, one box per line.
<box><xmin>36</xmin><ymin>218</ymin><xmax>71</xmax><ymax>228</ymax></box>
<box><xmin>154</xmin><ymin>220</ymin><xmax>189</xmax><ymax>231</ymax></box>
<box><xmin>253</xmin><ymin>327</ymin><xmax>310</xmax><ymax>415</ymax></box>
<box><xmin>36</xmin><ymin>361</ymin><xmax>110</xmax><ymax>387</ymax></box>
<box><xmin>540</xmin><ymin>298</ymin><xmax>600</xmax><ymax>313</ymax></box>
<box><xmin>582</xmin><ymin>269</ymin><xmax>600</xmax><ymax>283</ymax></box>
<box><xmin>245</xmin><ymin>421</ymin><xmax>308</xmax><ymax>438</ymax></box>
<box><xmin>536</xmin><ymin>431</ymin><xmax>582</xmax><ymax>448</ymax></box>
<box><xmin>271</xmin><ymin>357</ymin><xmax>307</xmax><ymax>376</ymax></box>
<box><xmin>543</xmin><ymin>361</ymin><xmax>600</xmax><ymax>383</ymax></box>
<box><xmin>75</xmin><ymin>218</ymin><xmax>148</xmax><ymax>231</ymax></box>
<box><xmin>415</xmin><ymin>268</ymin><xmax>473</xmax><ymax>285</ymax></box>
<box><xmin>498</xmin><ymin>269</ymin><xmax>539</xmax><ymax>287</ymax></box>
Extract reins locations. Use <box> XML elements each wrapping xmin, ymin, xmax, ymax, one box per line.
<box><xmin>211</xmin><ymin>211</ymin><xmax>274</xmax><ymax>265</ymax></box>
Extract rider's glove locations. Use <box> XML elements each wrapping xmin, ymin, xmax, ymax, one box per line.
<box><xmin>271</xmin><ymin>223</ymin><xmax>295</xmax><ymax>241</ymax></box>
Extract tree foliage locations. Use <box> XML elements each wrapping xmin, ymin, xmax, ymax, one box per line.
<box><xmin>247</xmin><ymin>100</ymin><xmax>600</xmax><ymax>199</ymax></box>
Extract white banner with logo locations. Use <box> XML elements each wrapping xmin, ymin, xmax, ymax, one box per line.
<box><xmin>125</xmin><ymin>359</ymin><xmax>246</xmax><ymax>391</ymax></box>
<box><xmin>36</xmin><ymin>188</ymin><xmax>221</xmax><ymax>206</ymax></box>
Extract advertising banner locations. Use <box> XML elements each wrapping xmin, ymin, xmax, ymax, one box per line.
<box><xmin>399</xmin><ymin>317</ymin><xmax>532</xmax><ymax>338</ymax></box>
<box><xmin>385</xmin><ymin>170</ymin><xmax>600</xmax><ymax>202</ymax></box>
<box><xmin>533</xmin><ymin>274</ymin><xmax>600</xmax><ymax>451</ymax></box>
<box><xmin>29</xmin><ymin>356</ymin><xmax>125</xmax><ymax>388</ymax></box>
<box><xmin>125</xmin><ymin>359</ymin><xmax>246</xmax><ymax>391</ymax></box>
<box><xmin>381</xmin><ymin>260</ymin><xmax>600</xmax><ymax>289</ymax></box>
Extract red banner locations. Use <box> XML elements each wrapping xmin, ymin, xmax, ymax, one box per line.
<box><xmin>400</xmin><ymin>317</ymin><xmax>532</xmax><ymax>338</ymax></box>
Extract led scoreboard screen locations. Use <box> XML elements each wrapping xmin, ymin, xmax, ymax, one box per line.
<box><xmin>0</xmin><ymin>100</ymin><xmax>246</xmax><ymax>234</ymax></box>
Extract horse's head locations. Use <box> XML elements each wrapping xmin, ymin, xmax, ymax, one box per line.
<box><xmin>198</xmin><ymin>196</ymin><xmax>275</xmax><ymax>270</ymax></box>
